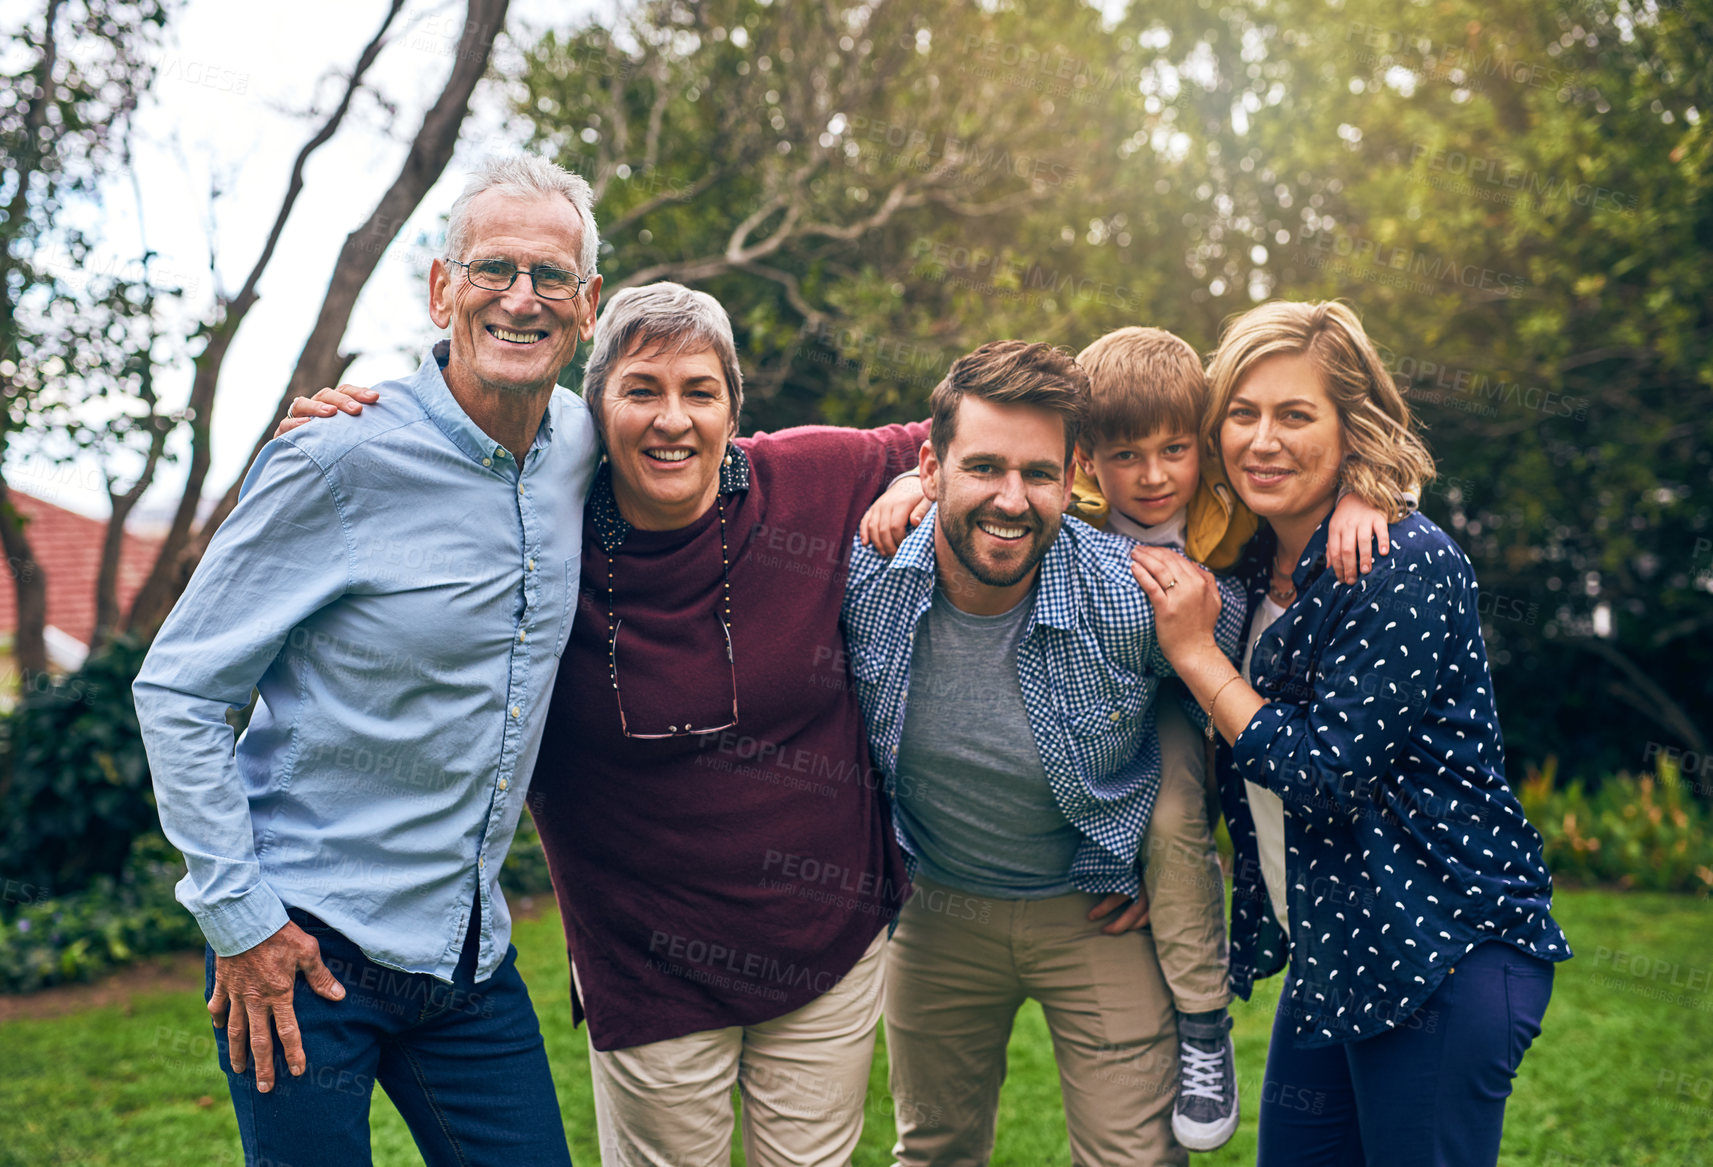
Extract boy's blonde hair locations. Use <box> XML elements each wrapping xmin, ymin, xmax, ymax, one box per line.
<box><xmin>1204</xmin><ymin>300</ymin><xmax>1436</xmax><ymax>519</ymax></box>
<box><xmin>1075</xmin><ymin>327</ymin><xmax>1206</xmax><ymax>452</ymax></box>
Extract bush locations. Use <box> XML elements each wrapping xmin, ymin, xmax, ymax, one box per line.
<box><xmin>0</xmin><ymin>818</ymin><xmax>557</xmax><ymax>996</ymax></box>
<box><xmin>0</xmin><ymin>637</ymin><xmax>155</xmax><ymax>897</ymax></box>
<box><xmin>0</xmin><ymin>832</ymin><xmax>202</xmax><ymax>994</ymax></box>
<box><xmin>500</xmin><ymin>812</ymin><xmax>555</xmax><ymax>898</ymax></box>
<box><xmin>1518</xmin><ymin>756</ymin><xmax>1713</xmax><ymax>895</ymax></box>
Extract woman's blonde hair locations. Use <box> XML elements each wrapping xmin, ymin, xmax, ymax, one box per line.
<box><xmin>1203</xmin><ymin>300</ymin><xmax>1435</xmax><ymax>519</ymax></box>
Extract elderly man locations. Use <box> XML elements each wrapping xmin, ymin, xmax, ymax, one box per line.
<box><xmin>841</xmin><ymin>341</ymin><xmax>1246</xmax><ymax>1165</ymax></box>
<box><xmin>133</xmin><ymin>155</ymin><xmax>602</xmax><ymax>1165</ymax></box>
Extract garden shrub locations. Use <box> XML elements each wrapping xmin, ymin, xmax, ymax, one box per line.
<box><xmin>0</xmin><ymin>637</ymin><xmax>154</xmax><ymax>897</ymax></box>
<box><xmin>1519</xmin><ymin>756</ymin><xmax>1713</xmax><ymax>895</ymax></box>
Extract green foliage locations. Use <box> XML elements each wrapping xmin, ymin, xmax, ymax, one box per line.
<box><xmin>0</xmin><ymin>832</ymin><xmax>200</xmax><ymax>994</ymax></box>
<box><xmin>0</xmin><ymin>818</ymin><xmax>555</xmax><ymax>996</ymax></box>
<box><xmin>516</xmin><ymin>0</ymin><xmax>1713</xmax><ymax>784</ymax></box>
<box><xmin>499</xmin><ymin>812</ymin><xmax>555</xmax><ymax>898</ymax></box>
<box><xmin>0</xmin><ymin>636</ymin><xmax>154</xmax><ymax>896</ymax></box>
<box><xmin>2</xmin><ymin>0</ymin><xmax>182</xmax><ymax>419</ymax></box>
<box><xmin>1520</xmin><ymin>755</ymin><xmax>1713</xmax><ymax>894</ymax></box>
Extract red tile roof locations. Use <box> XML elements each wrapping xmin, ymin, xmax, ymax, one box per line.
<box><xmin>0</xmin><ymin>492</ymin><xmax>164</xmax><ymax>647</ymax></box>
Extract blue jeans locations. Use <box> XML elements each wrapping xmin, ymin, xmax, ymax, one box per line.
<box><xmin>1256</xmin><ymin>940</ymin><xmax>1554</xmax><ymax>1167</ymax></box>
<box><xmin>206</xmin><ymin>907</ymin><xmax>572</xmax><ymax>1167</ymax></box>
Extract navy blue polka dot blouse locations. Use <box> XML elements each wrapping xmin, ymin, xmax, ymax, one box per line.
<box><xmin>1220</xmin><ymin>509</ymin><xmax>1571</xmax><ymax>1047</ymax></box>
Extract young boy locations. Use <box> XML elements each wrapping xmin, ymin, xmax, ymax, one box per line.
<box><xmin>862</xmin><ymin>325</ymin><xmax>1398</xmax><ymax>1154</ymax></box>
<box><xmin>1072</xmin><ymin>326</ymin><xmax>1400</xmax><ymax>1151</ymax></box>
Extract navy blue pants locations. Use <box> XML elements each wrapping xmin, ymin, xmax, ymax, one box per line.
<box><xmin>1257</xmin><ymin>940</ymin><xmax>1554</xmax><ymax>1167</ymax></box>
<box><xmin>207</xmin><ymin>907</ymin><xmax>572</xmax><ymax>1167</ymax></box>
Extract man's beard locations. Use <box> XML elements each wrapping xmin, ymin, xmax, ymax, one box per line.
<box><xmin>940</xmin><ymin>503</ymin><xmax>1060</xmax><ymax>589</ymax></box>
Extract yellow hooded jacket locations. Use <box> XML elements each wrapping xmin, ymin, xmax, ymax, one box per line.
<box><xmin>1067</xmin><ymin>458</ymin><xmax>1258</xmax><ymax>572</ymax></box>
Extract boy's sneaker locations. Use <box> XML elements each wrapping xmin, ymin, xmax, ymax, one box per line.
<box><xmin>1172</xmin><ymin>1009</ymin><xmax>1239</xmax><ymax>1151</ymax></box>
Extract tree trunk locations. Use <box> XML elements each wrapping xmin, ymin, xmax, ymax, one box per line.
<box><xmin>0</xmin><ymin>0</ymin><xmax>66</xmax><ymax>676</ymax></box>
<box><xmin>0</xmin><ymin>476</ymin><xmax>47</xmax><ymax>676</ymax></box>
<box><xmin>88</xmin><ymin>415</ymin><xmax>167</xmax><ymax>656</ymax></box>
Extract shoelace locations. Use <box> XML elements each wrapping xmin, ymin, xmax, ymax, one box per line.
<box><xmin>1179</xmin><ymin>1040</ymin><xmax>1228</xmax><ymax>1102</ymax></box>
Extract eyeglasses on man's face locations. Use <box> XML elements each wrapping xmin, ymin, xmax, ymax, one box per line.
<box><xmin>447</xmin><ymin>257</ymin><xmax>591</xmax><ymax>301</ymax></box>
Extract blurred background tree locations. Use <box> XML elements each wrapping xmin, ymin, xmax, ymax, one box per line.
<box><xmin>0</xmin><ymin>0</ymin><xmax>1706</xmax><ymax>916</ymax></box>
<box><xmin>514</xmin><ymin>0</ymin><xmax>1711</xmax><ymax>786</ymax></box>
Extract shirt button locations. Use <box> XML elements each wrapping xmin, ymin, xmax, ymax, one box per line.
<box><xmin>1110</xmin><ymin>711</ymin><xmax>1122</xmax><ymax>723</ymax></box>
<box><xmin>511</xmin><ymin>706</ymin><xmax>521</xmax><ymax>718</ymax></box>
<box><xmin>518</xmin><ymin>484</ymin><xmax>525</xmax><ymax>495</ymax></box>
<box><xmin>479</xmin><ymin>856</ymin><xmax>486</xmax><ymax>869</ymax></box>
<box><xmin>482</xmin><ymin>457</ymin><xmax>492</xmax><ymax>467</ymax></box>
<box><xmin>499</xmin><ymin>778</ymin><xmax>509</xmax><ymax>791</ymax></box>
<box><xmin>528</xmin><ymin>559</ymin><xmax>536</xmax><ymax>571</ymax></box>
<box><xmin>518</xmin><ymin>630</ymin><xmax>526</xmax><ymax>642</ymax></box>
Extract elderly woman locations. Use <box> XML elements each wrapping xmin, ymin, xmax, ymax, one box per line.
<box><xmin>289</xmin><ymin>282</ymin><xmax>925</xmax><ymax>1167</ymax></box>
<box><xmin>1129</xmin><ymin>301</ymin><xmax>1568</xmax><ymax>1167</ymax></box>
<box><xmin>530</xmin><ymin>283</ymin><xmax>928</xmax><ymax>1167</ymax></box>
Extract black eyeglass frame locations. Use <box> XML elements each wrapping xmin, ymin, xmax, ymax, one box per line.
<box><xmin>446</xmin><ymin>257</ymin><xmax>592</xmax><ymax>301</ymax></box>
<box><xmin>608</xmin><ymin>614</ymin><xmax>739</xmax><ymax>740</ymax></box>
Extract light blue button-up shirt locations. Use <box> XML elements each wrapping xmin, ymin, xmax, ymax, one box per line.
<box><xmin>841</xmin><ymin>508</ymin><xmax>1247</xmax><ymax>898</ymax></box>
<box><xmin>134</xmin><ymin>344</ymin><xmax>599</xmax><ymax>982</ymax></box>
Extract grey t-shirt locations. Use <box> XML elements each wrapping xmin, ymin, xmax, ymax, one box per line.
<box><xmin>893</xmin><ymin>587</ymin><xmax>1080</xmax><ymax>898</ymax></box>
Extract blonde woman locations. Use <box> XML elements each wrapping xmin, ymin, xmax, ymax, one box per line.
<box><xmin>1129</xmin><ymin>301</ymin><xmax>1569</xmax><ymax>1166</ymax></box>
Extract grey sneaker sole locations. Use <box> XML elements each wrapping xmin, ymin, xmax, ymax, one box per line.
<box><xmin>1173</xmin><ymin>1080</ymin><xmax>1240</xmax><ymax>1151</ymax></box>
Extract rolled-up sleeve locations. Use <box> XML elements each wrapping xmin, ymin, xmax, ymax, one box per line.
<box><xmin>1232</xmin><ymin>567</ymin><xmax>1447</xmax><ymax>818</ymax></box>
<box><xmin>132</xmin><ymin>441</ymin><xmax>353</xmax><ymax>956</ymax></box>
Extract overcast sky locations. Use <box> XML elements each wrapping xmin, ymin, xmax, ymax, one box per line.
<box><xmin>16</xmin><ymin>0</ymin><xmax>599</xmax><ymax>521</ymax></box>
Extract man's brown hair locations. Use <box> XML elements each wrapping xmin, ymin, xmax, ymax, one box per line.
<box><xmin>1074</xmin><ymin>326</ymin><xmax>1206</xmax><ymax>452</ymax></box>
<box><xmin>929</xmin><ymin>340</ymin><xmax>1089</xmax><ymax>464</ymax></box>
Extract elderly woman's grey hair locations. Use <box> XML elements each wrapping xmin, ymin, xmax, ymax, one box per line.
<box><xmin>444</xmin><ymin>155</ymin><xmax>600</xmax><ymax>280</ymax></box>
<box><xmin>583</xmin><ymin>282</ymin><xmax>745</xmax><ymax>437</ymax></box>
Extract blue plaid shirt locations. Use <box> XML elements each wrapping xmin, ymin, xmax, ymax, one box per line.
<box><xmin>841</xmin><ymin>508</ymin><xmax>1246</xmax><ymax>898</ymax></box>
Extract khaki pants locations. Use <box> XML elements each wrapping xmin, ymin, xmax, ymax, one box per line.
<box><xmin>580</xmin><ymin>931</ymin><xmax>887</xmax><ymax>1167</ymax></box>
<box><xmin>1139</xmin><ymin>697</ymin><xmax>1231</xmax><ymax>1014</ymax></box>
<box><xmin>884</xmin><ymin>877</ymin><xmax>1186</xmax><ymax>1167</ymax></box>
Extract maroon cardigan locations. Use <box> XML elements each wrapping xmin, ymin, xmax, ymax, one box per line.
<box><xmin>530</xmin><ymin>421</ymin><xmax>927</xmax><ymax>1050</ymax></box>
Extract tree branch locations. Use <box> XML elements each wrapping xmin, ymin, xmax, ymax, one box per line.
<box><xmin>737</xmin><ymin>261</ymin><xmax>825</xmax><ymax>329</ymax></box>
<box><xmin>601</xmin><ymin>167</ymin><xmax>723</xmax><ymax>237</ymax></box>
<box><xmin>90</xmin><ymin>416</ymin><xmax>168</xmax><ymax>655</ymax></box>
<box><xmin>173</xmin><ymin>0</ymin><xmax>514</xmax><ymax>607</ymax></box>
<box><xmin>124</xmin><ymin>0</ymin><xmax>409</xmax><ymax>635</ymax></box>
<box><xmin>1567</xmin><ymin>636</ymin><xmax>1707</xmax><ymax>754</ymax></box>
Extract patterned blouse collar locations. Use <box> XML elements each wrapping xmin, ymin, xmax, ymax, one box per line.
<box><xmin>589</xmin><ymin>442</ymin><xmax>752</xmax><ymax>553</ymax></box>
<box><xmin>1238</xmin><ymin>513</ymin><xmax>1334</xmax><ymax>600</ymax></box>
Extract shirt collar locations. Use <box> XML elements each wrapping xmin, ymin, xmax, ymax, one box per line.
<box><xmin>1106</xmin><ymin>504</ymin><xmax>1186</xmax><ymax>549</ymax></box>
<box><xmin>413</xmin><ymin>339</ymin><xmax>556</xmax><ymax>468</ymax></box>
<box><xmin>887</xmin><ymin>506</ymin><xmax>1082</xmax><ymax>632</ymax></box>
<box><xmin>1290</xmin><ymin>511</ymin><xmax>1336</xmax><ymax>592</ymax></box>
<box><xmin>590</xmin><ymin>442</ymin><xmax>753</xmax><ymax>553</ymax></box>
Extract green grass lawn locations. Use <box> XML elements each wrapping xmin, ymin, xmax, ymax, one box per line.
<box><xmin>3</xmin><ymin>888</ymin><xmax>1709</xmax><ymax>1165</ymax></box>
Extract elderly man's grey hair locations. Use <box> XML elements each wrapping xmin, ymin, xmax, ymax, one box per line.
<box><xmin>583</xmin><ymin>282</ymin><xmax>745</xmax><ymax>436</ymax></box>
<box><xmin>444</xmin><ymin>155</ymin><xmax>600</xmax><ymax>280</ymax></box>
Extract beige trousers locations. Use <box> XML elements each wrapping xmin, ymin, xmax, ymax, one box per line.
<box><xmin>580</xmin><ymin>931</ymin><xmax>887</xmax><ymax>1167</ymax></box>
<box><xmin>1139</xmin><ymin>696</ymin><xmax>1231</xmax><ymax>1014</ymax></box>
<box><xmin>884</xmin><ymin>876</ymin><xmax>1187</xmax><ymax>1167</ymax></box>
